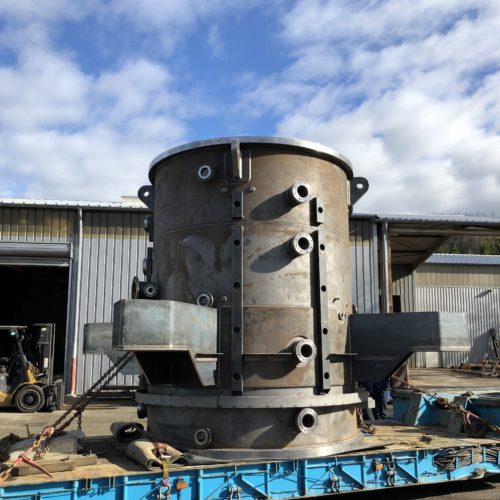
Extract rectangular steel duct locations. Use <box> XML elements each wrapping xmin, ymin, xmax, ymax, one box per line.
<box><xmin>348</xmin><ymin>312</ymin><xmax>469</xmax><ymax>381</ymax></box>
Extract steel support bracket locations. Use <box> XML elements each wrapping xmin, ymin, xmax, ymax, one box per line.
<box><xmin>138</xmin><ymin>185</ymin><xmax>155</xmax><ymax>210</ymax></box>
<box><xmin>226</xmin><ymin>140</ymin><xmax>251</xmax><ymax>183</ymax></box>
<box><xmin>349</xmin><ymin>177</ymin><xmax>369</xmax><ymax>206</ymax></box>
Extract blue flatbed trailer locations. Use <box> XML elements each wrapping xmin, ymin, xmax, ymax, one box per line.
<box><xmin>1</xmin><ymin>422</ymin><xmax>499</xmax><ymax>499</ymax></box>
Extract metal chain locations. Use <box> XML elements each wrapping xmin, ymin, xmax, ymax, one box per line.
<box><xmin>356</xmin><ymin>407</ymin><xmax>377</xmax><ymax>434</ymax></box>
<box><xmin>393</xmin><ymin>375</ymin><xmax>500</xmax><ymax>435</ymax></box>
<box><xmin>0</xmin><ymin>352</ymin><xmax>133</xmax><ymax>480</ymax></box>
<box><xmin>52</xmin><ymin>352</ymin><xmax>133</xmax><ymax>432</ymax></box>
<box><xmin>53</xmin><ymin>352</ymin><xmax>134</xmax><ymax>435</ymax></box>
<box><xmin>30</xmin><ymin>352</ymin><xmax>134</xmax><ymax>458</ymax></box>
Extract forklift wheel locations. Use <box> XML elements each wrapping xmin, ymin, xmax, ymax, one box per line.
<box><xmin>14</xmin><ymin>385</ymin><xmax>46</xmax><ymax>413</ymax></box>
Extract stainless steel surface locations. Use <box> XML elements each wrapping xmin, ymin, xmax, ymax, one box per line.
<box><xmin>349</xmin><ymin>311</ymin><xmax>470</xmax><ymax>380</ymax></box>
<box><xmin>148</xmin><ymin>136</ymin><xmax>353</xmax><ymax>180</ymax></box>
<box><xmin>113</xmin><ymin>300</ymin><xmax>217</xmax><ymax>350</ymax></box>
<box><xmin>126</xmin><ymin>137</ymin><xmax>367</xmax><ymax>459</ymax></box>
<box><xmin>136</xmin><ymin>390</ymin><xmax>367</xmax><ymax>408</ymax></box>
<box><xmin>113</xmin><ymin>299</ymin><xmax>217</xmax><ymax>385</ymax></box>
<box><xmin>83</xmin><ymin>322</ymin><xmax>141</xmax><ymax>376</ymax></box>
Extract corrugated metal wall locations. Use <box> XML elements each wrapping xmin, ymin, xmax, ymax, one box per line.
<box><xmin>76</xmin><ymin>210</ymin><xmax>149</xmax><ymax>394</ymax></box>
<box><xmin>0</xmin><ymin>207</ymin><xmax>75</xmax><ymax>242</ymax></box>
<box><xmin>392</xmin><ymin>266</ymin><xmax>426</xmax><ymax>367</ymax></box>
<box><xmin>416</xmin><ymin>263</ymin><xmax>500</xmax><ymax>287</ymax></box>
<box><xmin>392</xmin><ymin>266</ymin><xmax>416</xmax><ymax>312</ymax></box>
<box><xmin>349</xmin><ymin>218</ymin><xmax>379</xmax><ymax>313</ymax></box>
<box><xmin>0</xmin><ymin>206</ymin><xmax>150</xmax><ymax>394</ymax></box>
<box><xmin>416</xmin><ymin>286</ymin><xmax>500</xmax><ymax>367</ymax></box>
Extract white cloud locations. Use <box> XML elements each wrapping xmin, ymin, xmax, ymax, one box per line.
<box><xmin>0</xmin><ymin>39</ymin><xmax>189</xmax><ymax>200</ymax></box>
<box><xmin>239</xmin><ymin>0</ymin><xmax>500</xmax><ymax>215</ymax></box>
<box><xmin>207</xmin><ymin>25</ymin><xmax>223</xmax><ymax>58</ymax></box>
<box><xmin>0</xmin><ymin>0</ymin><xmax>267</xmax><ymax>200</ymax></box>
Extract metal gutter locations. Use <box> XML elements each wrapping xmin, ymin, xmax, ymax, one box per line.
<box><xmin>0</xmin><ymin>198</ymin><xmax>149</xmax><ymax>211</ymax></box>
<box><xmin>70</xmin><ymin>208</ymin><xmax>84</xmax><ymax>395</ymax></box>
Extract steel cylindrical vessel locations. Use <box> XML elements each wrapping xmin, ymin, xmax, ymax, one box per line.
<box><xmin>136</xmin><ymin>137</ymin><xmax>367</xmax><ymax>459</ymax></box>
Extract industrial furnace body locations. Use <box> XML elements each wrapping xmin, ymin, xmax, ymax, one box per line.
<box><xmin>113</xmin><ymin>137</ymin><xmax>370</xmax><ymax>460</ymax></box>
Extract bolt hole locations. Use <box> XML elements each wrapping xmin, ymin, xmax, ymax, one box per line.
<box><xmin>199</xmin><ymin>296</ymin><xmax>209</xmax><ymax>306</ymax></box>
<box><xmin>322</xmin><ymin>328</ymin><xmax>328</xmax><ymax>334</ymax></box>
<box><xmin>232</xmin><ymin>373</ymin><xmax>241</xmax><ymax>381</ymax></box>
<box><xmin>233</xmin><ymin>200</ymin><xmax>241</xmax><ymax>208</ymax></box>
<box><xmin>297</xmin><ymin>185</ymin><xmax>309</xmax><ymax>198</ymax></box>
<box><xmin>319</xmin><ymin>243</ymin><xmax>325</xmax><ymax>251</ymax></box>
<box><xmin>301</xmin><ymin>413</ymin><xmax>315</xmax><ymax>429</ymax></box>
<box><xmin>233</xmin><ymin>239</ymin><xmax>240</xmax><ymax>246</ymax></box>
<box><xmin>143</xmin><ymin>191</ymin><xmax>149</xmax><ymax>197</ymax></box>
<box><xmin>318</xmin><ymin>207</ymin><xmax>323</xmax><ymax>213</ymax></box>
<box><xmin>233</xmin><ymin>282</ymin><xmax>240</xmax><ymax>289</ymax></box>
<box><xmin>324</xmin><ymin>372</ymin><xmax>330</xmax><ymax>379</ymax></box>
<box><xmin>233</xmin><ymin>326</ymin><xmax>240</xmax><ymax>334</ymax></box>
<box><xmin>321</xmin><ymin>285</ymin><xmax>327</xmax><ymax>292</ymax></box>
<box><xmin>356</xmin><ymin>183</ymin><xmax>364</xmax><ymax>189</ymax></box>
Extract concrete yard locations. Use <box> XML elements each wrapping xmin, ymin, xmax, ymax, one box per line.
<box><xmin>409</xmin><ymin>368</ymin><xmax>500</xmax><ymax>391</ymax></box>
<box><xmin>0</xmin><ymin>399</ymin><xmax>141</xmax><ymax>439</ymax></box>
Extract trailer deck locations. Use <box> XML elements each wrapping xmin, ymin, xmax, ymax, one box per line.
<box><xmin>1</xmin><ymin>422</ymin><xmax>499</xmax><ymax>498</ymax></box>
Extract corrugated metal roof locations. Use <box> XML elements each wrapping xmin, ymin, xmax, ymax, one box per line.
<box><xmin>376</xmin><ymin>213</ymin><xmax>500</xmax><ymax>225</ymax></box>
<box><xmin>425</xmin><ymin>254</ymin><xmax>500</xmax><ymax>265</ymax></box>
<box><xmin>0</xmin><ymin>197</ymin><xmax>148</xmax><ymax>211</ymax></box>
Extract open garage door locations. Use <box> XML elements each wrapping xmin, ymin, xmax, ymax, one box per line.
<box><xmin>0</xmin><ymin>242</ymin><xmax>71</xmax><ymax>267</ymax></box>
<box><xmin>0</xmin><ymin>242</ymin><xmax>71</xmax><ymax>378</ymax></box>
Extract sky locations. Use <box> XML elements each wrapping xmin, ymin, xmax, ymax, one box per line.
<box><xmin>0</xmin><ymin>0</ymin><xmax>499</xmax><ymax>215</ymax></box>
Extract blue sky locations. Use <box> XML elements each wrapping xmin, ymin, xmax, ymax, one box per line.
<box><xmin>0</xmin><ymin>0</ymin><xmax>499</xmax><ymax>215</ymax></box>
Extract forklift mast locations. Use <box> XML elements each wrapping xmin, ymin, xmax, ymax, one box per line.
<box><xmin>31</xmin><ymin>324</ymin><xmax>55</xmax><ymax>386</ymax></box>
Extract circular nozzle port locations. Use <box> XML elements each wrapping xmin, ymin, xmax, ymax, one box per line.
<box><xmin>193</xmin><ymin>427</ymin><xmax>212</xmax><ymax>448</ymax></box>
<box><xmin>294</xmin><ymin>408</ymin><xmax>319</xmax><ymax>433</ymax></box>
<box><xmin>196</xmin><ymin>292</ymin><xmax>214</xmax><ymax>307</ymax></box>
<box><xmin>197</xmin><ymin>164</ymin><xmax>215</xmax><ymax>181</ymax></box>
<box><xmin>287</xmin><ymin>181</ymin><xmax>313</xmax><ymax>205</ymax></box>
<box><xmin>288</xmin><ymin>233</ymin><xmax>314</xmax><ymax>257</ymax></box>
<box><xmin>131</xmin><ymin>277</ymin><xmax>158</xmax><ymax>299</ymax></box>
<box><xmin>291</xmin><ymin>338</ymin><xmax>317</xmax><ymax>366</ymax></box>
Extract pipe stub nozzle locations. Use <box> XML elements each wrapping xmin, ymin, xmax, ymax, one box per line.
<box><xmin>291</xmin><ymin>338</ymin><xmax>317</xmax><ymax>366</ymax></box>
<box><xmin>131</xmin><ymin>277</ymin><xmax>158</xmax><ymax>299</ymax></box>
<box><xmin>288</xmin><ymin>233</ymin><xmax>314</xmax><ymax>257</ymax></box>
<box><xmin>196</xmin><ymin>292</ymin><xmax>214</xmax><ymax>307</ymax></box>
<box><xmin>287</xmin><ymin>181</ymin><xmax>313</xmax><ymax>205</ymax></box>
<box><xmin>193</xmin><ymin>427</ymin><xmax>212</xmax><ymax>448</ymax></box>
<box><xmin>294</xmin><ymin>408</ymin><xmax>319</xmax><ymax>433</ymax></box>
<box><xmin>197</xmin><ymin>164</ymin><xmax>215</xmax><ymax>181</ymax></box>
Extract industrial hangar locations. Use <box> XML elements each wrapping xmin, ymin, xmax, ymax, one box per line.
<box><xmin>0</xmin><ymin>197</ymin><xmax>499</xmax><ymax>395</ymax></box>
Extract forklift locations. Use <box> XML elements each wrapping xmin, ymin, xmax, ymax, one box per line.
<box><xmin>0</xmin><ymin>324</ymin><xmax>63</xmax><ymax>412</ymax></box>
